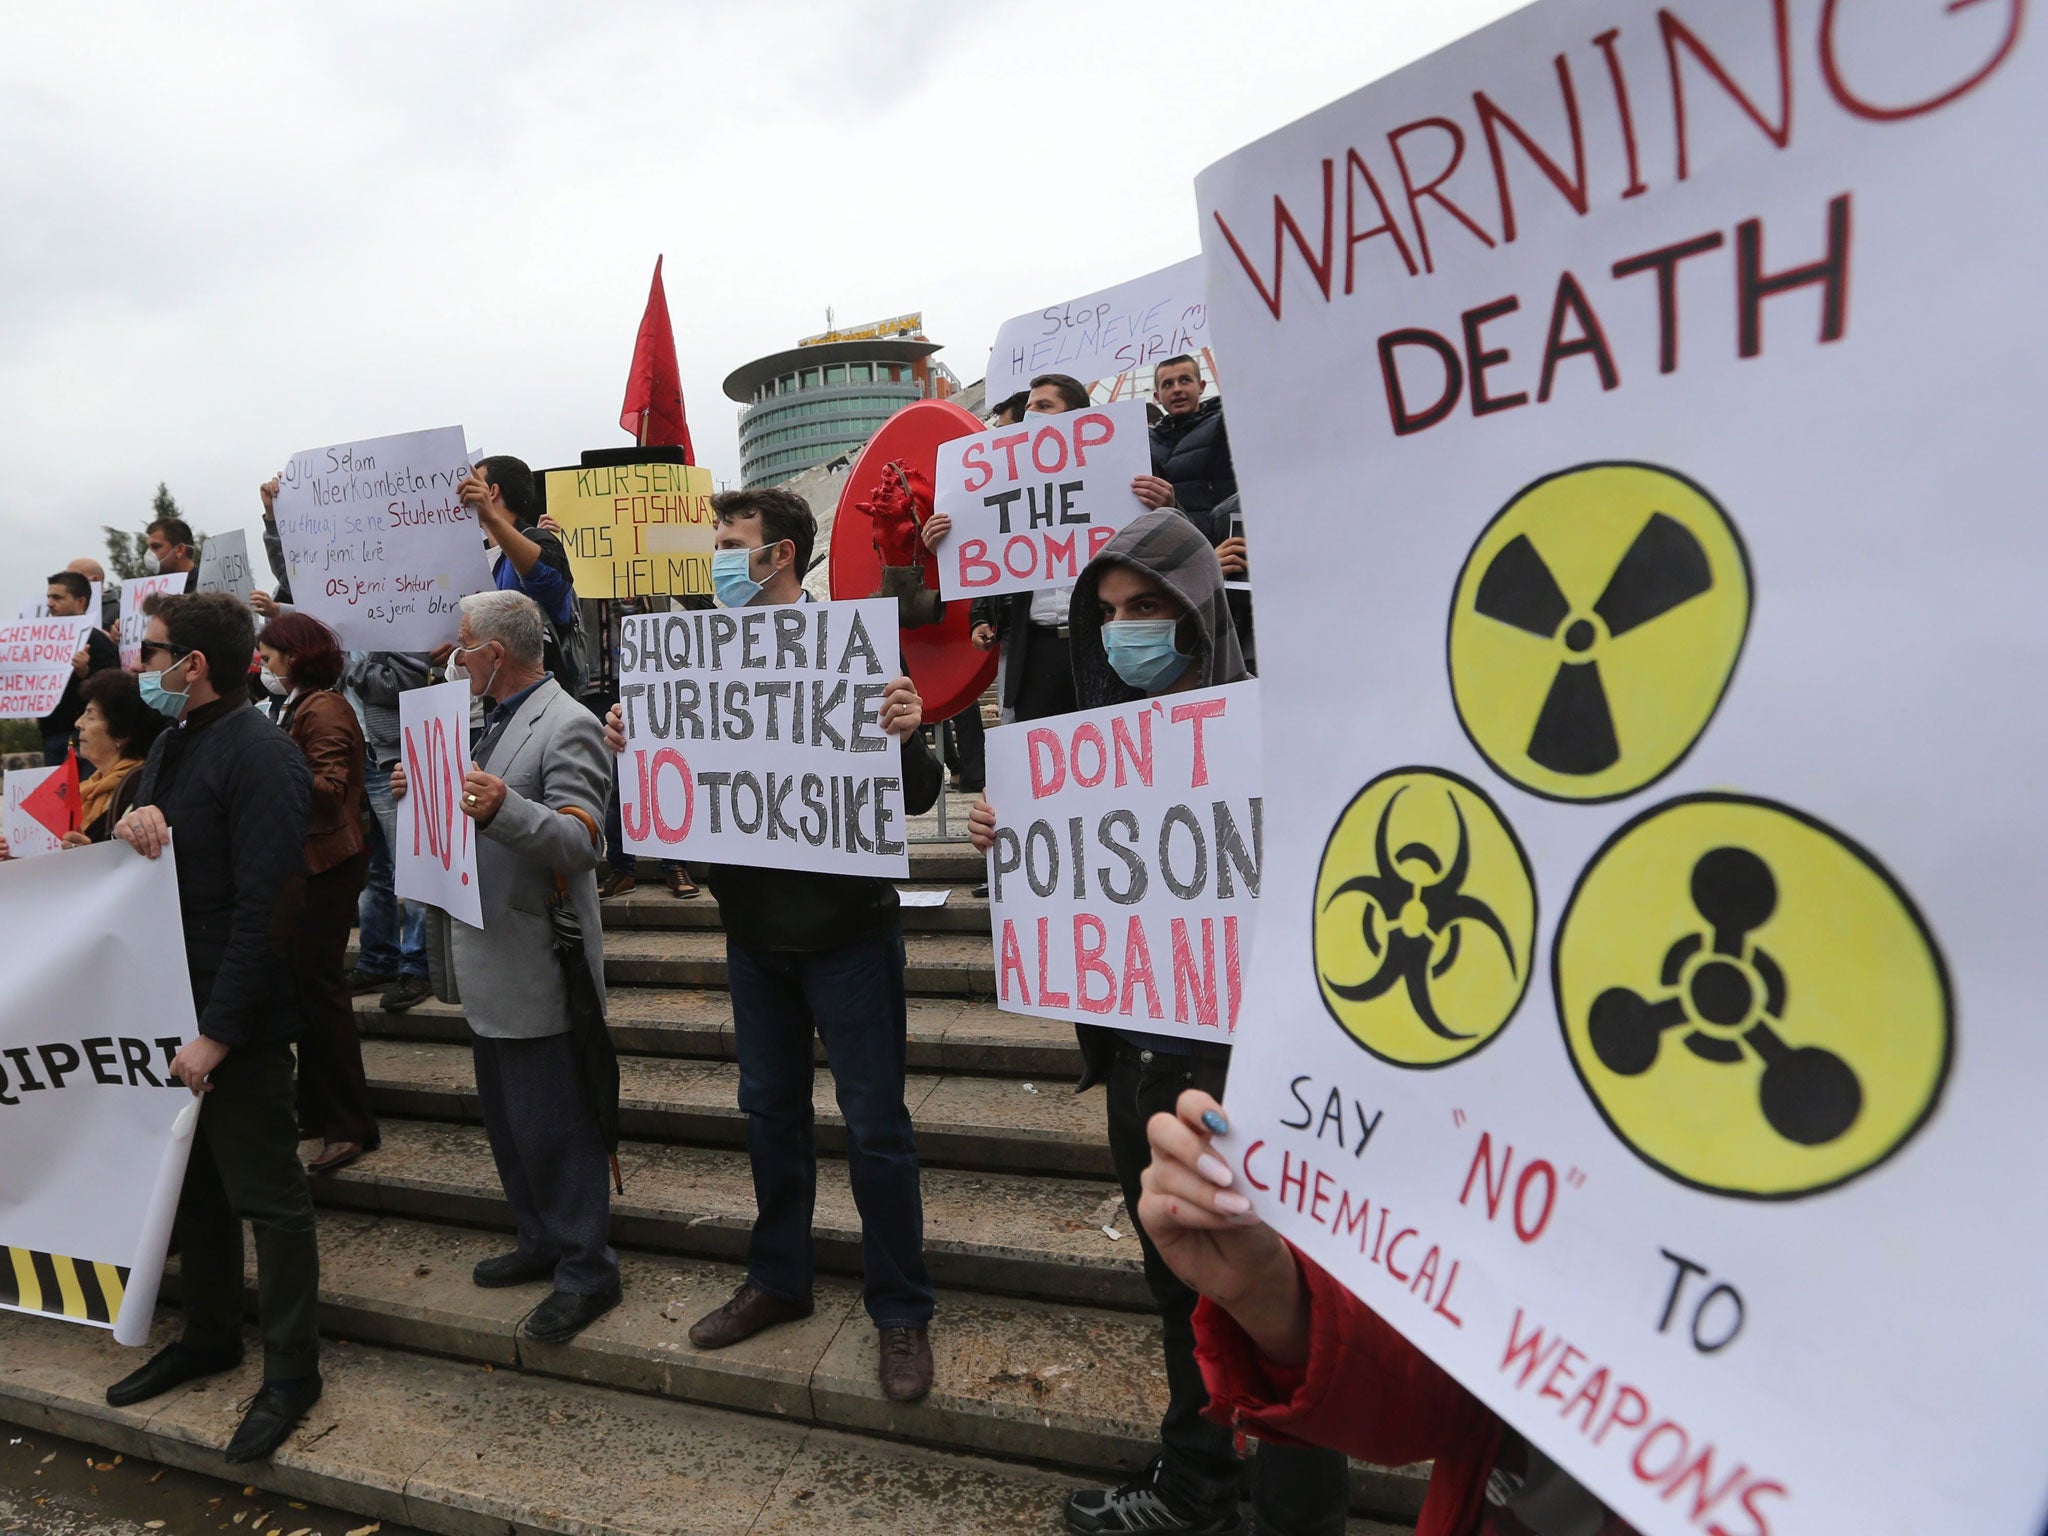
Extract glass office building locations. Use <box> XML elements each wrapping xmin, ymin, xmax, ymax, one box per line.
<box><xmin>724</xmin><ymin>331</ymin><xmax>956</xmax><ymax>487</ymax></box>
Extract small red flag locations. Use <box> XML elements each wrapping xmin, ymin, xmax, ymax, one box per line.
<box><xmin>619</xmin><ymin>255</ymin><xmax>694</xmax><ymax>462</ymax></box>
<box><xmin>22</xmin><ymin>751</ymin><xmax>81</xmax><ymax>838</ymax></box>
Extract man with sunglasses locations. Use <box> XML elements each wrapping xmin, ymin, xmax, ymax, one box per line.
<box><xmin>103</xmin><ymin>593</ymin><xmax>322</xmax><ymax>1466</ymax></box>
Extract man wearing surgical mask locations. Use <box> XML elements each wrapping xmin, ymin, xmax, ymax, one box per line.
<box><xmin>144</xmin><ymin>515</ymin><xmax>201</xmax><ymax>592</ymax></box>
<box><xmin>967</xmin><ymin>513</ymin><xmax>1350</xmax><ymax>1536</ymax></box>
<box><xmin>601</xmin><ymin>488</ymin><xmax>945</xmax><ymax>1404</ymax></box>
<box><xmin>103</xmin><ymin>593</ymin><xmax>322</xmax><ymax>1465</ymax></box>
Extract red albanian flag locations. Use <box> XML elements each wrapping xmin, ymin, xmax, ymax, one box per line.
<box><xmin>619</xmin><ymin>255</ymin><xmax>695</xmax><ymax>462</ymax></box>
<box><xmin>23</xmin><ymin>750</ymin><xmax>81</xmax><ymax>838</ymax></box>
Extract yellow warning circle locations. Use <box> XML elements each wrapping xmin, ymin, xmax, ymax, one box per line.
<box><xmin>1448</xmin><ymin>463</ymin><xmax>1751</xmax><ymax>803</ymax></box>
<box><xmin>1313</xmin><ymin>768</ymin><xmax>1536</xmax><ymax>1068</ymax></box>
<box><xmin>1554</xmin><ymin>795</ymin><xmax>1952</xmax><ymax>1200</ymax></box>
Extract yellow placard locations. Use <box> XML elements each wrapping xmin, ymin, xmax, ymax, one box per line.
<box><xmin>543</xmin><ymin>462</ymin><xmax>717</xmax><ymax>600</ymax></box>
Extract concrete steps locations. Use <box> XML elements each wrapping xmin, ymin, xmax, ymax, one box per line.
<box><xmin>315</xmin><ymin>1118</ymin><xmax>1148</xmax><ymax>1311</ymax></box>
<box><xmin>603</xmin><ymin>881</ymin><xmax>993</xmax><ymax>935</ymax></box>
<box><xmin>362</xmin><ymin>1037</ymin><xmax>1110</xmax><ymax>1178</ymax></box>
<box><xmin>600</xmin><ymin>929</ymin><xmax>998</xmax><ymax>996</ymax></box>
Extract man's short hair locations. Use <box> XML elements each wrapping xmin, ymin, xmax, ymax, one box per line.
<box><xmin>157</xmin><ymin>593</ymin><xmax>255</xmax><ymax>692</ymax></box>
<box><xmin>46</xmin><ymin>571</ymin><xmax>90</xmax><ymax>604</ymax></box>
<box><xmin>459</xmin><ymin>589</ymin><xmax>548</xmax><ymax>667</ymax></box>
<box><xmin>1154</xmin><ymin>354</ymin><xmax>1202</xmax><ymax>381</ymax></box>
<box><xmin>989</xmin><ymin>391</ymin><xmax>1029</xmax><ymax>426</ymax></box>
<box><xmin>1029</xmin><ymin>374</ymin><xmax>1090</xmax><ymax>412</ymax></box>
<box><xmin>712</xmin><ymin>487</ymin><xmax>816</xmax><ymax>577</ymax></box>
<box><xmin>147</xmin><ymin>516</ymin><xmax>195</xmax><ymax>550</ymax></box>
<box><xmin>476</xmin><ymin>455</ymin><xmax>539</xmax><ymax>524</ymax></box>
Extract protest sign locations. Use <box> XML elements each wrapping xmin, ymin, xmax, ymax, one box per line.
<box><xmin>986</xmin><ymin>259</ymin><xmax>1211</xmax><ymax>399</ymax></box>
<box><xmin>396</xmin><ymin>679</ymin><xmax>482</xmax><ymax>928</ymax></box>
<box><xmin>116</xmin><ymin>575</ymin><xmax>180</xmax><ymax>670</ymax></box>
<box><xmin>1197</xmin><ymin>5</ymin><xmax>2047</xmax><ymax>1534</ymax></box>
<box><xmin>3</xmin><ymin>766</ymin><xmax>64</xmax><ymax>858</ymax></box>
<box><xmin>0</xmin><ymin>616</ymin><xmax>95</xmax><ymax>720</ymax></box>
<box><xmin>933</xmin><ymin>399</ymin><xmax>1152</xmax><ymax>601</ymax></box>
<box><xmin>542</xmin><ymin>462</ymin><xmax>717</xmax><ymax>600</ymax></box>
<box><xmin>984</xmin><ymin>682</ymin><xmax>1260</xmax><ymax>1044</ymax></box>
<box><xmin>195</xmin><ymin>528</ymin><xmax>255</xmax><ymax>602</ymax></box>
<box><xmin>616</xmin><ymin>598</ymin><xmax>911</xmax><ymax>877</ymax></box>
<box><xmin>271</xmin><ymin>426</ymin><xmax>490</xmax><ymax>651</ymax></box>
<box><xmin>0</xmin><ymin>837</ymin><xmax>199</xmax><ymax>1344</ymax></box>
<box><xmin>18</xmin><ymin>581</ymin><xmax>102</xmax><ymax>622</ymax></box>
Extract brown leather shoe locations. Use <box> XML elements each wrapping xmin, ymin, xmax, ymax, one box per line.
<box><xmin>687</xmin><ymin>1282</ymin><xmax>813</xmax><ymax>1350</ymax></box>
<box><xmin>878</xmin><ymin>1325</ymin><xmax>933</xmax><ymax>1402</ymax></box>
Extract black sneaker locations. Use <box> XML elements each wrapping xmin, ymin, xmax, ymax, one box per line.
<box><xmin>1065</xmin><ymin>1457</ymin><xmax>1244</xmax><ymax>1535</ymax></box>
<box><xmin>379</xmin><ymin>974</ymin><xmax>432</xmax><ymax>1012</ymax></box>
<box><xmin>345</xmin><ymin>966</ymin><xmax>396</xmax><ymax>996</ymax></box>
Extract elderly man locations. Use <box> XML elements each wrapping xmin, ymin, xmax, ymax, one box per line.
<box><xmin>396</xmin><ymin>589</ymin><xmax>619</xmax><ymax>1342</ymax></box>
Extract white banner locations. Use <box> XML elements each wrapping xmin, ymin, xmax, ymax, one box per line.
<box><xmin>395</xmin><ymin>679</ymin><xmax>482</xmax><ymax>928</ymax></box>
<box><xmin>195</xmin><ymin>528</ymin><xmax>256</xmax><ymax>603</ymax></box>
<box><xmin>933</xmin><ymin>400</ymin><xmax>1152</xmax><ymax>601</ymax></box>
<box><xmin>117</xmin><ymin>574</ymin><xmax>182</xmax><ymax>670</ymax></box>
<box><xmin>984</xmin><ymin>682</ymin><xmax>1260</xmax><ymax>1044</ymax></box>
<box><xmin>3</xmin><ymin>766</ymin><xmax>64</xmax><ymax>858</ymax></box>
<box><xmin>1197</xmin><ymin>5</ymin><xmax>2047</xmax><ymax>1535</ymax></box>
<box><xmin>18</xmin><ymin>581</ymin><xmax>102</xmax><ymax>623</ymax></box>
<box><xmin>0</xmin><ymin>617</ymin><xmax>95</xmax><ymax>721</ymax></box>
<box><xmin>272</xmin><ymin>426</ymin><xmax>490</xmax><ymax>651</ymax></box>
<box><xmin>0</xmin><ymin>837</ymin><xmax>200</xmax><ymax>1344</ymax></box>
<box><xmin>616</xmin><ymin>598</ymin><xmax>911</xmax><ymax>877</ymax></box>
<box><xmin>986</xmin><ymin>258</ymin><xmax>1210</xmax><ymax>399</ymax></box>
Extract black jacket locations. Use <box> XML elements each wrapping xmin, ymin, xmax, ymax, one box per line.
<box><xmin>38</xmin><ymin>627</ymin><xmax>121</xmax><ymax>738</ymax></box>
<box><xmin>1149</xmin><ymin>397</ymin><xmax>1236</xmax><ymax>519</ymax></box>
<box><xmin>133</xmin><ymin>697</ymin><xmax>311</xmax><ymax>1047</ymax></box>
<box><xmin>705</xmin><ymin>731</ymin><xmax>943</xmax><ymax>952</ymax></box>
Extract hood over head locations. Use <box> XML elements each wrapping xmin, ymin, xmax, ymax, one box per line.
<box><xmin>1068</xmin><ymin>510</ymin><xmax>1246</xmax><ymax>708</ymax></box>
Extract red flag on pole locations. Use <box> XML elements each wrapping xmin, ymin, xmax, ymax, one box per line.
<box><xmin>619</xmin><ymin>255</ymin><xmax>694</xmax><ymax>462</ymax></box>
<box><xmin>22</xmin><ymin>750</ymin><xmax>81</xmax><ymax>839</ymax></box>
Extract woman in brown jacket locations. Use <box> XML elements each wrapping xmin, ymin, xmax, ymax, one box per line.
<box><xmin>259</xmin><ymin>612</ymin><xmax>380</xmax><ymax>1173</ymax></box>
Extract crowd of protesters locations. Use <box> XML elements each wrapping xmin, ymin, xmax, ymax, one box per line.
<box><xmin>0</xmin><ymin>355</ymin><xmax>1639</xmax><ymax>1535</ymax></box>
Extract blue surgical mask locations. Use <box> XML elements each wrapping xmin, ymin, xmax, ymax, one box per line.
<box><xmin>139</xmin><ymin>659</ymin><xmax>189</xmax><ymax>720</ymax></box>
<box><xmin>712</xmin><ymin>545</ymin><xmax>778</xmax><ymax>609</ymax></box>
<box><xmin>1102</xmin><ymin>619</ymin><xmax>1193</xmax><ymax>693</ymax></box>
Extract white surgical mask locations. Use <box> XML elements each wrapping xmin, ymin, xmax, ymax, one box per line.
<box><xmin>142</xmin><ymin>549</ymin><xmax>162</xmax><ymax>576</ymax></box>
<box><xmin>260</xmin><ymin>670</ymin><xmax>289</xmax><ymax>697</ymax></box>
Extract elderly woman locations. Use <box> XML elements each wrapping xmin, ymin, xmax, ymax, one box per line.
<box><xmin>257</xmin><ymin>611</ymin><xmax>379</xmax><ymax>1174</ymax></box>
<box><xmin>0</xmin><ymin>670</ymin><xmax>168</xmax><ymax>859</ymax></box>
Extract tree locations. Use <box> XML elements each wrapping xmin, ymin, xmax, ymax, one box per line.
<box><xmin>103</xmin><ymin>483</ymin><xmax>205</xmax><ymax>580</ymax></box>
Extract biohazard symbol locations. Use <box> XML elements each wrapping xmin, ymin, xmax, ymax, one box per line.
<box><xmin>1555</xmin><ymin>795</ymin><xmax>1952</xmax><ymax>1200</ymax></box>
<box><xmin>1314</xmin><ymin>768</ymin><xmax>1536</xmax><ymax>1069</ymax></box>
<box><xmin>1448</xmin><ymin>463</ymin><xmax>1752</xmax><ymax>802</ymax></box>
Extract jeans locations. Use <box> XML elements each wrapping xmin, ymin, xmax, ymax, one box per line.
<box><xmin>1106</xmin><ymin>1041</ymin><xmax>1351</xmax><ymax>1533</ymax></box>
<box><xmin>359</xmin><ymin>748</ymin><xmax>425</xmax><ymax>978</ymax></box>
<box><xmin>727</xmin><ymin>923</ymin><xmax>934</xmax><ymax>1329</ymax></box>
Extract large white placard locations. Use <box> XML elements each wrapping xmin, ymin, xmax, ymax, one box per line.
<box><xmin>0</xmin><ymin>617</ymin><xmax>96</xmax><ymax>720</ymax></box>
<box><xmin>1197</xmin><ymin>5</ymin><xmax>2047</xmax><ymax>1535</ymax></box>
<box><xmin>985</xmin><ymin>258</ymin><xmax>1210</xmax><ymax>399</ymax></box>
<box><xmin>984</xmin><ymin>682</ymin><xmax>1260</xmax><ymax>1044</ymax></box>
<box><xmin>616</xmin><ymin>599</ymin><xmax>911</xmax><ymax>877</ymax></box>
<box><xmin>18</xmin><ymin>581</ymin><xmax>102</xmax><ymax>623</ymax></box>
<box><xmin>272</xmin><ymin>426</ymin><xmax>489</xmax><ymax>651</ymax></box>
<box><xmin>2</xmin><ymin>766</ymin><xmax>64</xmax><ymax>859</ymax></box>
<box><xmin>116</xmin><ymin>574</ymin><xmax>181</xmax><ymax>670</ymax></box>
<box><xmin>396</xmin><ymin>679</ymin><xmax>482</xmax><ymax>929</ymax></box>
<box><xmin>0</xmin><ymin>837</ymin><xmax>200</xmax><ymax>1344</ymax></box>
<box><xmin>194</xmin><ymin>528</ymin><xmax>256</xmax><ymax>603</ymax></box>
<box><xmin>933</xmin><ymin>400</ymin><xmax>1152</xmax><ymax>601</ymax></box>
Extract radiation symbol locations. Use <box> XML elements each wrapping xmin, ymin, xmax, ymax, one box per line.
<box><xmin>1555</xmin><ymin>795</ymin><xmax>1952</xmax><ymax>1200</ymax></box>
<box><xmin>1314</xmin><ymin>768</ymin><xmax>1537</xmax><ymax>1068</ymax></box>
<box><xmin>1448</xmin><ymin>463</ymin><xmax>1752</xmax><ymax>802</ymax></box>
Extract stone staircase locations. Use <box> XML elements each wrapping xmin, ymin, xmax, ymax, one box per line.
<box><xmin>0</xmin><ymin>826</ymin><xmax>1426</xmax><ymax>1534</ymax></box>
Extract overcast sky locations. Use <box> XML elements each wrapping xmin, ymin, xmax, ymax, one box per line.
<box><xmin>0</xmin><ymin>0</ymin><xmax>1524</xmax><ymax>591</ymax></box>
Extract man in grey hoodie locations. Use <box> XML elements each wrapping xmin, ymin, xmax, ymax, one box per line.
<box><xmin>970</xmin><ymin>512</ymin><xmax>1348</xmax><ymax>1536</ymax></box>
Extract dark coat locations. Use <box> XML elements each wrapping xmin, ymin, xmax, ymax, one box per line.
<box><xmin>133</xmin><ymin>697</ymin><xmax>311</xmax><ymax>1047</ymax></box>
<box><xmin>1149</xmin><ymin>397</ymin><xmax>1236</xmax><ymax>519</ymax></box>
<box><xmin>705</xmin><ymin>731</ymin><xmax>944</xmax><ymax>953</ymax></box>
<box><xmin>37</xmin><ymin>627</ymin><xmax>120</xmax><ymax>739</ymax></box>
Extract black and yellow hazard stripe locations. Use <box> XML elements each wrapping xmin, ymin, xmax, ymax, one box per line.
<box><xmin>0</xmin><ymin>1245</ymin><xmax>129</xmax><ymax>1326</ymax></box>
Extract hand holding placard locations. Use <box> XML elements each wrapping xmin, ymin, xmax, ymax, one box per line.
<box><xmin>396</xmin><ymin>679</ymin><xmax>482</xmax><ymax>927</ymax></box>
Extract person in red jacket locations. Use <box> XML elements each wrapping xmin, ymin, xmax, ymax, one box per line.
<box><xmin>1138</xmin><ymin>1089</ymin><xmax>1640</xmax><ymax>1536</ymax></box>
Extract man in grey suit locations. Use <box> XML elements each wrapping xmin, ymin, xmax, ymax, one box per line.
<box><xmin>394</xmin><ymin>589</ymin><xmax>621</xmax><ymax>1343</ymax></box>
